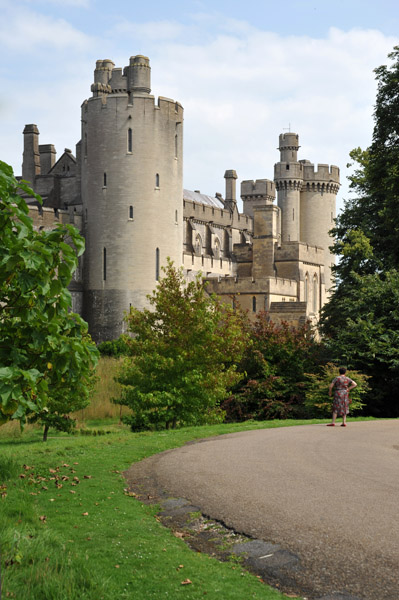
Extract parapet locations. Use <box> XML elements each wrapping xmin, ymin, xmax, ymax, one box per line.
<box><xmin>302</xmin><ymin>163</ymin><xmax>340</xmax><ymax>185</ymax></box>
<box><xmin>91</xmin><ymin>59</ymin><xmax>115</xmax><ymax>96</ymax></box>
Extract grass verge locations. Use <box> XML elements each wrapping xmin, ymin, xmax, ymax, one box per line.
<box><xmin>0</xmin><ymin>418</ymin><xmax>377</xmax><ymax>599</ymax></box>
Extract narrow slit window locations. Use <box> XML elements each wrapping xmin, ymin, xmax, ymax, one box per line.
<box><xmin>155</xmin><ymin>248</ymin><xmax>160</xmax><ymax>281</ymax></box>
<box><xmin>103</xmin><ymin>248</ymin><xmax>107</xmax><ymax>281</ymax></box>
<box><xmin>175</xmin><ymin>134</ymin><xmax>178</xmax><ymax>158</ymax></box>
<box><xmin>155</xmin><ymin>173</ymin><xmax>160</xmax><ymax>187</ymax></box>
<box><xmin>103</xmin><ymin>172</ymin><xmax>107</xmax><ymax>187</ymax></box>
<box><xmin>175</xmin><ymin>209</ymin><xmax>178</xmax><ymax>223</ymax></box>
<box><xmin>293</xmin><ymin>208</ymin><xmax>295</xmax><ymax>220</ymax></box>
<box><xmin>252</xmin><ymin>296</ymin><xmax>257</xmax><ymax>313</ymax></box>
<box><xmin>129</xmin><ymin>206</ymin><xmax>133</xmax><ymax>219</ymax></box>
<box><xmin>313</xmin><ymin>277</ymin><xmax>318</xmax><ymax>312</ymax></box>
<box><xmin>128</xmin><ymin>128</ymin><xmax>133</xmax><ymax>153</ymax></box>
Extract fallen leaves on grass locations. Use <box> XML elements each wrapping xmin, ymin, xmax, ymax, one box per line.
<box><xmin>181</xmin><ymin>579</ymin><xmax>192</xmax><ymax>585</ymax></box>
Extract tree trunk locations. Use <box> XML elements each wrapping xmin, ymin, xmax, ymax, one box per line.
<box><xmin>43</xmin><ymin>424</ymin><xmax>49</xmax><ymax>442</ymax></box>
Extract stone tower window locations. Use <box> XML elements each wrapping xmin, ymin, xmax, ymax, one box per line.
<box><xmin>304</xmin><ymin>274</ymin><xmax>309</xmax><ymax>303</ymax></box>
<box><xmin>84</xmin><ymin>133</ymin><xmax>88</xmax><ymax>156</ymax></box>
<box><xmin>155</xmin><ymin>248</ymin><xmax>160</xmax><ymax>281</ymax></box>
<box><xmin>175</xmin><ymin>209</ymin><xmax>178</xmax><ymax>223</ymax></box>
<box><xmin>252</xmin><ymin>296</ymin><xmax>257</xmax><ymax>313</ymax></box>
<box><xmin>103</xmin><ymin>248</ymin><xmax>107</xmax><ymax>281</ymax></box>
<box><xmin>103</xmin><ymin>172</ymin><xmax>107</xmax><ymax>187</ymax></box>
<box><xmin>286</xmin><ymin>164</ymin><xmax>289</xmax><ymax>170</ymax></box>
<box><xmin>127</xmin><ymin>128</ymin><xmax>133</xmax><ymax>153</ymax></box>
<box><xmin>175</xmin><ymin>134</ymin><xmax>178</xmax><ymax>158</ymax></box>
<box><xmin>129</xmin><ymin>206</ymin><xmax>133</xmax><ymax>219</ymax></box>
<box><xmin>292</xmin><ymin>208</ymin><xmax>295</xmax><ymax>221</ymax></box>
<box><xmin>213</xmin><ymin>237</ymin><xmax>220</xmax><ymax>259</ymax></box>
<box><xmin>155</xmin><ymin>173</ymin><xmax>160</xmax><ymax>188</ymax></box>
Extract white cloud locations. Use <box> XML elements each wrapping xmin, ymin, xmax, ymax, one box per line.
<box><xmin>0</xmin><ymin>5</ymin><xmax>91</xmax><ymax>52</ymax></box>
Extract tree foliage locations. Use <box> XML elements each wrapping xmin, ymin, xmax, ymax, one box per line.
<box><xmin>116</xmin><ymin>260</ymin><xmax>249</xmax><ymax>431</ymax></box>
<box><xmin>0</xmin><ymin>160</ymin><xmax>98</xmax><ymax>435</ymax></box>
<box><xmin>223</xmin><ymin>315</ymin><xmax>323</xmax><ymax>421</ymax></box>
<box><xmin>321</xmin><ymin>47</ymin><xmax>399</xmax><ymax>416</ymax></box>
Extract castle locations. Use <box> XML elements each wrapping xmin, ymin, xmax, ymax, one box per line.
<box><xmin>19</xmin><ymin>55</ymin><xmax>340</xmax><ymax>343</ymax></box>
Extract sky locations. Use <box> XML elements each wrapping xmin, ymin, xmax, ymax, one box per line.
<box><xmin>1</xmin><ymin>0</ymin><xmax>398</xmax><ymax>213</ymax></box>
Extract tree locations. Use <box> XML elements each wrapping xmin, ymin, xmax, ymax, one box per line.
<box><xmin>0</xmin><ymin>160</ymin><xmax>98</xmax><ymax>437</ymax></box>
<box><xmin>321</xmin><ymin>46</ymin><xmax>399</xmax><ymax>416</ymax></box>
<box><xmin>116</xmin><ymin>260</ymin><xmax>249</xmax><ymax>430</ymax></box>
<box><xmin>222</xmin><ymin>315</ymin><xmax>323</xmax><ymax>421</ymax></box>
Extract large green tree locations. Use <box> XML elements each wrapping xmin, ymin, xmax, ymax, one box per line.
<box><xmin>116</xmin><ymin>260</ymin><xmax>249</xmax><ymax>430</ymax></box>
<box><xmin>0</xmin><ymin>160</ymin><xmax>98</xmax><ymax>434</ymax></box>
<box><xmin>321</xmin><ymin>47</ymin><xmax>399</xmax><ymax>416</ymax></box>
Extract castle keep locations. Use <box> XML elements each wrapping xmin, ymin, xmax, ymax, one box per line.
<box><xmin>19</xmin><ymin>55</ymin><xmax>340</xmax><ymax>342</ymax></box>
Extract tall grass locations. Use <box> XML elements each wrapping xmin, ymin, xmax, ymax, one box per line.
<box><xmin>72</xmin><ymin>357</ymin><xmax>129</xmax><ymax>422</ymax></box>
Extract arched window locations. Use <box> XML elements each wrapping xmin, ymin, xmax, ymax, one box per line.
<box><xmin>129</xmin><ymin>206</ymin><xmax>133</xmax><ymax>219</ymax></box>
<box><xmin>313</xmin><ymin>275</ymin><xmax>318</xmax><ymax>312</ymax></box>
<box><xmin>213</xmin><ymin>237</ymin><xmax>220</xmax><ymax>259</ymax></box>
<box><xmin>103</xmin><ymin>248</ymin><xmax>107</xmax><ymax>281</ymax></box>
<box><xmin>194</xmin><ymin>234</ymin><xmax>202</xmax><ymax>255</ymax></box>
<box><xmin>252</xmin><ymin>296</ymin><xmax>257</xmax><ymax>313</ymax></box>
<box><xmin>304</xmin><ymin>274</ymin><xmax>309</xmax><ymax>303</ymax></box>
<box><xmin>127</xmin><ymin>128</ymin><xmax>133</xmax><ymax>153</ymax></box>
<box><xmin>155</xmin><ymin>248</ymin><xmax>160</xmax><ymax>281</ymax></box>
<box><xmin>155</xmin><ymin>173</ymin><xmax>160</xmax><ymax>188</ymax></box>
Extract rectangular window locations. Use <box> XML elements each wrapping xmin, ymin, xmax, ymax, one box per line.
<box><xmin>128</xmin><ymin>128</ymin><xmax>133</xmax><ymax>153</ymax></box>
<box><xmin>103</xmin><ymin>248</ymin><xmax>107</xmax><ymax>281</ymax></box>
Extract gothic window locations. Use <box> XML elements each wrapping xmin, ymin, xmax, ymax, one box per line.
<box><xmin>304</xmin><ymin>274</ymin><xmax>309</xmax><ymax>303</ymax></box>
<box><xmin>313</xmin><ymin>275</ymin><xmax>318</xmax><ymax>312</ymax></box>
<box><xmin>103</xmin><ymin>248</ymin><xmax>107</xmax><ymax>281</ymax></box>
<box><xmin>155</xmin><ymin>248</ymin><xmax>160</xmax><ymax>281</ymax></box>
<box><xmin>127</xmin><ymin>128</ymin><xmax>133</xmax><ymax>153</ymax></box>
<box><xmin>129</xmin><ymin>206</ymin><xmax>133</xmax><ymax>219</ymax></box>
<box><xmin>194</xmin><ymin>234</ymin><xmax>202</xmax><ymax>255</ymax></box>
<box><xmin>213</xmin><ymin>237</ymin><xmax>221</xmax><ymax>259</ymax></box>
<box><xmin>252</xmin><ymin>296</ymin><xmax>257</xmax><ymax>313</ymax></box>
<box><xmin>155</xmin><ymin>173</ymin><xmax>160</xmax><ymax>188</ymax></box>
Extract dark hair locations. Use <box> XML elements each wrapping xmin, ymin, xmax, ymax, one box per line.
<box><xmin>339</xmin><ymin>367</ymin><xmax>347</xmax><ymax>375</ymax></box>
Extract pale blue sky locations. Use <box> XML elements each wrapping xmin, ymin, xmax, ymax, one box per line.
<box><xmin>1</xmin><ymin>0</ymin><xmax>398</xmax><ymax>210</ymax></box>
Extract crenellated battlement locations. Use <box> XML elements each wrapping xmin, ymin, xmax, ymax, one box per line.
<box><xmin>302</xmin><ymin>163</ymin><xmax>340</xmax><ymax>186</ymax></box>
<box><xmin>241</xmin><ymin>179</ymin><xmax>275</xmax><ymax>201</ymax></box>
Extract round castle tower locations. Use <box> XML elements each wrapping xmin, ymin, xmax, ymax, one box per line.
<box><xmin>274</xmin><ymin>133</ymin><xmax>339</xmax><ymax>293</ymax></box>
<box><xmin>81</xmin><ymin>55</ymin><xmax>183</xmax><ymax>342</ymax></box>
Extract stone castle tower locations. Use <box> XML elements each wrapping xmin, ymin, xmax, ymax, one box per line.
<box><xmin>274</xmin><ymin>133</ymin><xmax>339</xmax><ymax>293</ymax></box>
<box><xmin>18</xmin><ymin>54</ymin><xmax>340</xmax><ymax>342</ymax></box>
<box><xmin>81</xmin><ymin>56</ymin><xmax>183</xmax><ymax>340</ymax></box>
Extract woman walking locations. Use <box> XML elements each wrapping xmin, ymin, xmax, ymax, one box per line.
<box><xmin>327</xmin><ymin>367</ymin><xmax>357</xmax><ymax>427</ymax></box>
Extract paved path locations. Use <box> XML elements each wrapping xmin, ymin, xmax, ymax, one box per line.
<box><xmin>128</xmin><ymin>421</ymin><xmax>399</xmax><ymax>599</ymax></box>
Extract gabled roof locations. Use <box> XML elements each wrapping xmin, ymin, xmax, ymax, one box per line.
<box><xmin>183</xmin><ymin>189</ymin><xmax>224</xmax><ymax>209</ymax></box>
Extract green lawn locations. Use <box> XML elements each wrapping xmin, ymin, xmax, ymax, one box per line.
<box><xmin>0</xmin><ymin>418</ymin><xmax>376</xmax><ymax>599</ymax></box>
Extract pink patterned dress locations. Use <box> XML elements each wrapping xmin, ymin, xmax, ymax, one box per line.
<box><xmin>331</xmin><ymin>375</ymin><xmax>355</xmax><ymax>416</ymax></box>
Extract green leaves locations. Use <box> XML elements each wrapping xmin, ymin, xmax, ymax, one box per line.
<box><xmin>0</xmin><ymin>160</ymin><xmax>98</xmax><ymax>431</ymax></box>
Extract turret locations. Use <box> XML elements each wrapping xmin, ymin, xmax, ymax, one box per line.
<box><xmin>274</xmin><ymin>132</ymin><xmax>303</xmax><ymax>242</ymax></box>
<box><xmin>223</xmin><ymin>169</ymin><xmax>237</xmax><ymax>212</ymax></box>
<box><xmin>22</xmin><ymin>124</ymin><xmax>40</xmax><ymax>184</ymax></box>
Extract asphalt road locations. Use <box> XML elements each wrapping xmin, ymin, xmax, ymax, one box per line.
<box><xmin>130</xmin><ymin>421</ymin><xmax>399</xmax><ymax>599</ymax></box>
